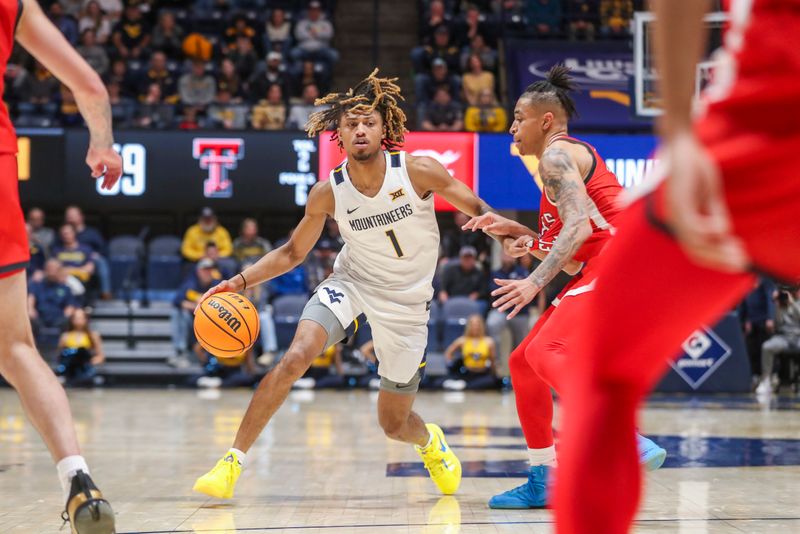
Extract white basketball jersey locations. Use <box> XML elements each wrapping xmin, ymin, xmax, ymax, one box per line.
<box><xmin>329</xmin><ymin>150</ymin><xmax>439</xmax><ymax>303</ymax></box>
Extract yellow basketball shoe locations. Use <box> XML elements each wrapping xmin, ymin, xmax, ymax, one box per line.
<box><xmin>416</xmin><ymin>423</ymin><xmax>462</xmax><ymax>495</ymax></box>
<box><xmin>192</xmin><ymin>450</ymin><xmax>243</xmax><ymax>499</ymax></box>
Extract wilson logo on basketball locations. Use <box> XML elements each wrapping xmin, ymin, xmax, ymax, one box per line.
<box><xmin>207</xmin><ymin>299</ymin><xmax>242</xmax><ymax>332</ymax></box>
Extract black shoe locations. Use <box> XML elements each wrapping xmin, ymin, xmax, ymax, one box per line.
<box><xmin>62</xmin><ymin>470</ymin><xmax>115</xmax><ymax>534</ymax></box>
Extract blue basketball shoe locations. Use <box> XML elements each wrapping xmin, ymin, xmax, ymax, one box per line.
<box><xmin>488</xmin><ymin>465</ymin><xmax>550</xmax><ymax>509</ymax></box>
<box><xmin>637</xmin><ymin>434</ymin><xmax>667</xmax><ymax>471</ymax></box>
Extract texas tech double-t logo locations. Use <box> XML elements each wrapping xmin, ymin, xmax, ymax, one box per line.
<box><xmin>192</xmin><ymin>138</ymin><xmax>245</xmax><ymax>198</ymax></box>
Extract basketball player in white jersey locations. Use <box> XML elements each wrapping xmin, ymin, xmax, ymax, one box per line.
<box><xmin>192</xmin><ymin>71</ymin><xmax>499</xmax><ymax>498</ymax></box>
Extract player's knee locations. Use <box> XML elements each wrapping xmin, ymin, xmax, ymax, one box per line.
<box><xmin>378</xmin><ymin>413</ymin><xmax>406</xmax><ymax>440</ymax></box>
<box><xmin>508</xmin><ymin>346</ymin><xmax>528</xmax><ymax>376</ymax></box>
<box><xmin>277</xmin><ymin>348</ymin><xmax>314</xmax><ymax>380</ymax></box>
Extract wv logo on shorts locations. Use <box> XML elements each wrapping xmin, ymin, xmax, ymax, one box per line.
<box><xmin>323</xmin><ymin>287</ymin><xmax>344</xmax><ymax>304</ymax></box>
<box><xmin>670</xmin><ymin>327</ymin><xmax>732</xmax><ymax>390</ymax></box>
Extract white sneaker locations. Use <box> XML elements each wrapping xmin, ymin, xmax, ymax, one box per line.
<box><xmin>442</xmin><ymin>379</ymin><xmax>466</xmax><ymax>391</ymax></box>
<box><xmin>294</xmin><ymin>377</ymin><xmax>316</xmax><ymax>389</ymax></box>
<box><xmin>197</xmin><ymin>376</ymin><xmax>222</xmax><ymax>388</ymax></box>
<box><xmin>755</xmin><ymin>378</ymin><xmax>772</xmax><ymax>395</ymax></box>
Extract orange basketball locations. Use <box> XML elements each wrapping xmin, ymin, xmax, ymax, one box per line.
<box><xmin>194</xmin><ymin>292</ymin><xmax>260</xmax><ymax>358</ymax></box>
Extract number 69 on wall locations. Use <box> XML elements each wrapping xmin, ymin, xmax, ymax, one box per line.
<box><xmin>96</xmin><ymin>143</ymin><xmax>146</xmax><ymax>196</ymax></box>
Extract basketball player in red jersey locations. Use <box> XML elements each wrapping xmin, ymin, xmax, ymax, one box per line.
<box><xmin>463</xmin><ymin>66</ymin><xmax>666</xmax><ymax>510</ymax></box>
<box><xmin>0</xmin><ymin>0</ymin><xmax>121</xmax><ymax>531</ymax></box>
<box><xmin>551</xmin><ymin>0</ymin><xmax>800</xmax><ymax>532</ymax></box>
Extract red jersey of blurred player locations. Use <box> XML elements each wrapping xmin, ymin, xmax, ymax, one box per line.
<box><xmin>554</xmin><ymin>0</ymin><xmax>800</xmax><ymax>533</ymax></box>
<box><xmin>0</xmin><ymin>0</ymin><xmax>20</xmax><ymax>152</ymax></box>
<box><xmin>0</xmin><ymin>0</ymin><xmax>28</xmax><ymax>277</ymax></box>
<box><xmin>534</xmin><ymin>136</ymin><xmax>623</xmax><ymax>263</ymax></box>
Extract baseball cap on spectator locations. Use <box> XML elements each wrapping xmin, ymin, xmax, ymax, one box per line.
<box><xmin>197</xmin><ymin>258</ymin><xmax>216</xmax><ymax>270</ymax></box>
<box><xmin>459</xmin><ymin>245</ymin><xmax>477</xmax><ymax>257</ymax></box>
<box><xmin>200</xmin><ymin>207</ymin><xmax>215</xmax><ymax>219</ymax></box>
<box><xmin>267</xmin><ymin>51</ymin><xmax>282</xmax><ymax>63</ymax></box>
<box><xmin>432</xmin><ymin>57</ymin><xmax>447</xmax><ymax>69</ymax></box>
<box><xmin>309</xmin><ymin>0</ymin><xmax>322</xmax><ymax>8</ymax></box>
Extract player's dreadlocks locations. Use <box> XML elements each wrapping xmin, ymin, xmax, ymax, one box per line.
<box><xmin>522</xmin><ymin>64</ymin><xmax>579</xmax><ymax>119</ymax></box>
<box><xmin>305</xmin><ymin>68</ymin><xmax>408</xmax><ymax>150</ymax></box>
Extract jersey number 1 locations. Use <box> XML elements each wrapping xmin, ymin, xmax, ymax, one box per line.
<box><xmin>385</xmin><ymin>229</ymin><xmax>404</xmax><ymax>258</ymax></box>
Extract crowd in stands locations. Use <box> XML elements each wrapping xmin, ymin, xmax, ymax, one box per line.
<box><xmin>5</xmin><ymin>0</ymin><xmax>339</xmax><ymax>130</ymax></box>
<box><xmin>412</xmin><ymin>0</ymin><xmax>642</xmax><ymax>131</ymax></box>
<box><xmin>25</xmin><ymin>203</ymin><xmax>800</xmax><ymax>393</ymax></box>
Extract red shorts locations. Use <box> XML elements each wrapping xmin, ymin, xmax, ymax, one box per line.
<box><xmin>0</xmin><ymin>153</ymin><xmax>29</xmax><ymax>279</ymax></box>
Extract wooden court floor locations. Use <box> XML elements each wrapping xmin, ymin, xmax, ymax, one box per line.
<box><xmin>1</xmin><ymin>389</ymin><xmax>798</xmax><ymax>533</ymax></box>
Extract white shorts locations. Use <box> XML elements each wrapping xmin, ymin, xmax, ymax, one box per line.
<box><xmin>315</xmin><ymin>275</ymin><xmax>430</xmax><ymax>384</ymax></box>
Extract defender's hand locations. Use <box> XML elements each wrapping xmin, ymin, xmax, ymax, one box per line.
<box><xmin>492</xmin><ymin>277</ymin><xmax>541</xmax><ymax>319</ymax></box>
<box><xmin>504</xmin><ymin>236</ymin><xmax>531</xmax><ymax>258</ymax></box>
<box><xmin>462</xmin><ymin>212</ymin><xmax>515</xmax><ymax>235</ymax></box>
<box><xmin>86</xmin><ymin>145</ymin><xmax>123</xmax><ymax>190</ymax></box>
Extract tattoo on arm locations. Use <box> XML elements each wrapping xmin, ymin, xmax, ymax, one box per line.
<box><xmin>528</xmin><ymin>147</ymin><xmax>590</xmax><ymax>288</ymax></box>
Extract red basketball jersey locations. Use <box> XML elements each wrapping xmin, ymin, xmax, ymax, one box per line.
<box><xmin>0</xmin><ymin>0</ymin><xmax>20</xmax><ymax>155</ymax></box>
<box><xmin>534</xmin><ymin>136</ymin><xmax>624</xmax><ymax>264</ymax></box>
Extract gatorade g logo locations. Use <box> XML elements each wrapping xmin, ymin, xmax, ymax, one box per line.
<box><xmin>193</xmin><ymin>138</ymin><xmax>245</xmax><ymax>198</ymax></box>
<box><xmin>207</xmin><ymin>299</ymin><xmax>242</xmax><ymax>332</ymax></box>
<box><xmin>671</xmin><ymin>327</ymin><xmax>731</xmax><ymax>390</ymax></box>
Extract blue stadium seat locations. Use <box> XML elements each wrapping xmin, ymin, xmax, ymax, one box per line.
<box><xmin>441</xmin><ymin>296</ymin><xmax>482</xmax><ymax>348</ymax></box>
<box><xmin>272</xmin><ymin>294</ymin><xmax>308</xmax><ymax>349</ymax></box>
<box><xmin>108</xmin><ymin>235</ymin><xmax>144</xmax><ymax>296</ymax></box>
<box><xmin>146</xmin><ymin>235</ymin><xmax>183</xmax><ymax>291</ymax></box>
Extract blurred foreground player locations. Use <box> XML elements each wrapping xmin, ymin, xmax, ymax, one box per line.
<box><xmin>192</xmin><ymin>70</ymin><xmax>502</xmax><ymax>499</ymax></box>
<box><xmin>0</xmin><ymin>0</ymin><xmax>121</xmax><ymax>531</ymax></box>
<box><xmin>462</xmin><ymin>66</ymin><xmax>665</xmax><ymax>510</ymax></box>
<box><xmin>554</xmin><ymin>1</ymin><xmax>800</xmax><ymax>532</ymax></box>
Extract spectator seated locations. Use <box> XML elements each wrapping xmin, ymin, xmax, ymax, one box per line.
<box><xmin>56</xmin><ymin>309</ymin><xmax>106</xmax><ymax>387</ymax></box>
<box><xmin>29</xmin><ymin>259</ymin><xmax>78</xmax><ymax>346</ymax></box>
<box><xmin>170</xmin><ymin>258</ymin><xmax>223</xmax><ymax>368</ymax></box>
<box><xmin>181</xmin><ymin>207</ymin><xmax>234</xmax><ymax>263</ymax></box>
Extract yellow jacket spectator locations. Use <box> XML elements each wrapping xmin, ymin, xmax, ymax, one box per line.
<box><xmin>464</xmin><ymin>88</ymin><xmax>507</xmax><ymax>132</ymax></box>
<box><xmin>181</xmin><ymin>207</ymin><xmax>233</xmax><ymax>262</ymax></box>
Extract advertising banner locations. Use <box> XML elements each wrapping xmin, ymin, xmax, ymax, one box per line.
<box><xmin>318</xmin><ymin>131</ymin><xmax>475</xmax><ymax>211</ymax></box>
<box><xmin>506</xmin><ymin>41</ymin><xmax>651</xmax><ymax>130</ymax></box>
<box><xmin>477</xmin><ymin>133</ymin><xmax>658</xmax><ymax>210</ymax></box>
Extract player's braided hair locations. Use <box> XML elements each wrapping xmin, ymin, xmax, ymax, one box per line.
<box><xmin>522</xmin><ymin>64</ymin><xmax>579</xmax><ymax>119</ymax></box>
<box><xmin>305</xmin><ymin>68</ymin><xmax>408</xmax><ymax>150</ymax></box>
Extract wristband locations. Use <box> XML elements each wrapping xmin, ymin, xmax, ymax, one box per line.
<box><xmin>238</xmin><ymin>272</ymin><xmax>247</xmax><ymax>291</ymax></box>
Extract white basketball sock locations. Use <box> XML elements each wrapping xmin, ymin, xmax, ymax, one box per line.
<box><xmin>57</xmin><ymin>455</ymin><xmax>90</xmax><ymax>502</ymax></box>
<box><xmin>228</xmin><ymin>448</ymin><xmax>247</xmax><ymax>467</ymax></box>
<box><xmin>527</xmin><ymin>445</ymin><xmax>557</xmax><ymax>467</ymax></box>
<box><xmin>417</xmin><ymin>428</ymin><xmax>434</xmax><ymax>450</ymax></box>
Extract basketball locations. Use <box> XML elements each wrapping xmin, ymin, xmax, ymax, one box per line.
<box><xmin>194</xmin><ymin>292</ymin><xmax>260</xmax><ymax>358</ymax></box>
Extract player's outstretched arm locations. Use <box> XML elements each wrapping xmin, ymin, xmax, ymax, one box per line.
<box><xmin>492</xmin><ymin>147</ymin><xmax>592</xmax><ymax>318</ymax></box>
<box><xmin>406</xmin><ymin>154</ymin><xmax>518</xmax><ymax>246</ymax></box>
<box><xmin>16</xmin><ymin>0</ymin><xmax>121</xmax><ymax>189</ymax></box>
<box><xmin>195</xmin><ymin>181</ymin><xmax>333</xmax><ymax>310</ymax></box>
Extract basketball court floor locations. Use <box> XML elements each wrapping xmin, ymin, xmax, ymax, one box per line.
<box><xmin>1</xmin><ymin>388</ymin><xmax>798</xmax><ymax>533</ymax></box>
